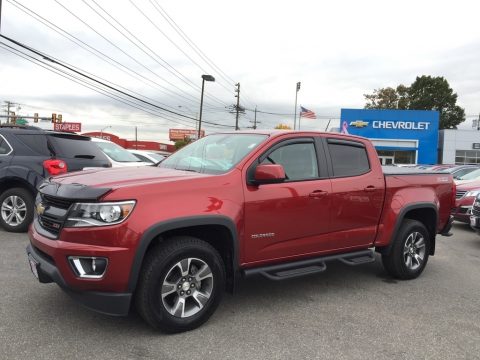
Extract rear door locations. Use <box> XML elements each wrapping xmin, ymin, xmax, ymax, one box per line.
<box><xmin>324</xmin><ymin>138</ymin><xmax>385</xmax><ymax>248</ymax></box>
<box><xmin>47</xmin><ymin>134</ymin><xmax>111</xmax><ymax>171</ymax></box>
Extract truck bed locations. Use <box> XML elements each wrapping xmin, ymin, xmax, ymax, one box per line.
<box><xmin>382</xmin><ymin>166</ymin><xmax>449</xmax><ymax>175</ymax></box>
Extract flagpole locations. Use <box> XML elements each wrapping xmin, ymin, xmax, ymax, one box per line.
<box><xmin>299</xmin><ymin>110</ymin><xmax>302</xmax><ymax>130</ymax></box>
<box><xmin>293</xmin><ymin>82</ymin><xmax>301</xmax><ymax>130</ymax></box>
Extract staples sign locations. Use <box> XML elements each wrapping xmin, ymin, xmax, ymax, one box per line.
<box><xmin>54</xmin><ymin>122</ymin><xmax>82</xmax><ymax>132</ymax></box>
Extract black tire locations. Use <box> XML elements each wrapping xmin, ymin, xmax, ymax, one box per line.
<box><xmin>0</xmin><ymin>187</ymin><xmax>34</xmax><ymax>233</ymax></box>
<box><xmin>382</xmin><ymin>219</ymin><xmax>430</xmax><ymax>280</ymax></box>
<box><xmin>135</xmin><ymin>236</ymin><xmax>225</xmax><ymax>333</ymax></box>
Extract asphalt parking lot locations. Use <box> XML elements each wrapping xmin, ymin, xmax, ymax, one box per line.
<box><xmin>1</xmin><ymin>223</ymin><xmax>480</xmax><ymax>360</ymax></box>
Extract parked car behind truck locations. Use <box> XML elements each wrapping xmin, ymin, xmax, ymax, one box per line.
<box><xmin>0</xmin><ymin>125</ymin><xmax>111</xmax><ymax>232</ymax></box>
<box><xmin>27</xmin><ymin>131</ymin><xmax>454</xmax><ymax>332</ymax></box>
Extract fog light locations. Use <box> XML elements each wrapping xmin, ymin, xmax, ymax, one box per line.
<box><xmin>68</xmin><ymin>256</ymin><xmax>108</xmax><ymax>279</ymax></box>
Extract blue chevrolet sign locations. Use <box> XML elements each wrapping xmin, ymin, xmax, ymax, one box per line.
<box><xmin>340</xmin><ymin>109</ymin><xmax>439</xmax><ymax>164</ymax></box>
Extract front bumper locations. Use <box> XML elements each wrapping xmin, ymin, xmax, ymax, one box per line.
<box><xmin>451</xmin><ymin>206</ymin><xmax>473</xmax><ymax>224</ymax></box>
<box><xmin>26</xmin><ymin>243</ymin><xmax>132</xmax><ymax>316</ymax></box>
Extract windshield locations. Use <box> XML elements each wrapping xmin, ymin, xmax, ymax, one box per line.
<box><xmin>149</xmin><ymin>153</ymin><xmax>165</xmax><ymax>162</ymax></box>
<box><xmin>95</xmin><ymin>141</ymin><xmax>142</xmax><ymax>162</ymax></box>
<box><xmin>458</xmin><ymin>168</ymin><xmax>480</xmax><ymax>180</ymax></box>
<box><xmin>160</xmin><ymin>134</ymin><xmax>267</xmax><ymax>174</ymax></box>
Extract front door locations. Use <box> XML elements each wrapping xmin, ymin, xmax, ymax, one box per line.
<box><xmin>243</xmin><ymin>137</ymin><xmax>332</xmax><ymax>265</ymax></box>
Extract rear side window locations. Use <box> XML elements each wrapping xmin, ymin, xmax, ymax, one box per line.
<box><xmin>48</xmin><ymin>135</ymin><xmax>108</xmax><ymax>160</ymax></box>
<box><xmin>15</xmin><ymin>134</ymin><xmax>51</xmax><ymax>156</ymax></box>
<box><xmin>328</xmin><ymin>141</ymin><xmax>370</xmax><ymax>177</ymax></box>
<box><xmin>0</xmin><ymin>135</ymin><xmax>12</xmax><ymax>155</ymax></box>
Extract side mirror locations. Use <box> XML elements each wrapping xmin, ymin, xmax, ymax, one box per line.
<box><xmin>253</xmin><ymin>164</ymin><xmax>286</xmax><ymax>184</ymax></box>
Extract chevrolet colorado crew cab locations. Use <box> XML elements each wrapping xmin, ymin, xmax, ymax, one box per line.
<box><xmin>27</xmin><ymin>131</ymin><xmax>455</xmax><ymax>333</ymax></box>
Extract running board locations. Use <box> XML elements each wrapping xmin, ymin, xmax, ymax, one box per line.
<box><xmin>243</xmin><ymin>249</ymin><xmax>375</xmax><ymax>281</ymax></box>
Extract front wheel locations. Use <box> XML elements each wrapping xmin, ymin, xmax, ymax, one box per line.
<box><xmin>382</xmin><ymin>219</ymin><xmax>430</xmax><ymax>280</ymax></box>
<box><xmin>135</xmin><ymin>236</ymin><xmax>225</xmax><ymax>333</ymax></box>
<box><xmin>0</xmin><ymin>187</ymin><xmax>34</xmax><ymax>233</ymax></box>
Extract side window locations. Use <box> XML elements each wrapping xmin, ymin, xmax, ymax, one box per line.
<box><xmin>0</xmin><ymin>135</ymin><xmax>12</xmax><ymax>155</ymax></box>
<box><xmin>261</xmin><ymin>142</ymin><xmax>319</xmax><ymax>181</ymax></box>
<box><xmin>328</xmin><ymin>142</ymin><xmax>370</xmax><ymax>177</ymax></box>
<box><xmin>15</xmin><ymin>134</ymin><xmax>50</xmax><ymax>155</ymax></box>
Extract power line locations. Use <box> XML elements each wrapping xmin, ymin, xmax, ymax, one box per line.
<box><xmin>6</xmin><ymin>0</ymin><xmax>211</xmax><ymax>111</ymax></box>
<box><xmin>126</xmin><ymin>0</ymin><xmax>231</xmax><ymax>108</ymax></box>
<box><xmin>148</xmin><ymin>0</ymin><xmax>258</xmax><ymax>109</ymax></box>
<box><xmin>52</xmin><ymin>0</ymin><xmax>212</xmax><ymax>107</ymax></box>
<box><xmin>0</xmin><ymin>37</ymin><xmax>235</xmax><ymax>129</ymax></box>
<box><xmin>82</xmin><ymin>0</ymin><xmax>227</xmax><ymax>109</ymax></box>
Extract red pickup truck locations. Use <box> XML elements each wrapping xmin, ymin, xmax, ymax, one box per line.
<box><xmin>27</xmin><ymin>131</ymin><xmax>454</xmax><ymax>332</ymax></box>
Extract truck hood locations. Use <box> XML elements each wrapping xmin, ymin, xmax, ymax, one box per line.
<box><xmin>50</xmin><ymin>166</ymin><xmax>210</xmax><ymax>189</ymax></box>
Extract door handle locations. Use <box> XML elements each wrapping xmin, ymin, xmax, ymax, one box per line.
<box><xmin>309</xmin><ymin>190</ymin><xmax>328</xmax><ymax>198</ymax></box>
<box><xmin>364</xmin><ymin>186</ymin><xmax>376</xmax><ymax>192</ymax></box>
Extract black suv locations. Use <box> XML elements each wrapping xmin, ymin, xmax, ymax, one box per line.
<box><xmin>0</xmin><ymin>125</ymin><xmax>111</xmax><ymax>232</ymax></box>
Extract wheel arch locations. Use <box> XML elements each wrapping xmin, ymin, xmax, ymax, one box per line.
<box><xmin>0</xmin><ymin>177</ymin><xmax>37</xmax><ymax>197</ymax></box>
<box><xmin>128</xmin><ymin>216</ymin><xmax>239</xmax><ymax>294</ymax></box>
<box><xmin>377</xmin><ymin>203</ymin><xmax>438</xmax><ymax>256</ymax></box>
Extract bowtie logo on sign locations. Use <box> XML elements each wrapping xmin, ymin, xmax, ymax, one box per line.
<box><xmin>349</xmin><ymin>120</ymin><xmax>369</xmax><ymax>128</ymax></box>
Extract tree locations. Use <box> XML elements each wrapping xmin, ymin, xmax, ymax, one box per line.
<box><xmin>363</xmin><ymin>76</ymin><xmax>465</xmax><ymax>129</ymax></box>
<box><xmin>274</xmin><ymin>124</ymin><xmax>292</xmax><ymax>130</ymax></box>
<box><xmin>174</xmin><ymin>139</ymin><xmax>189</xmax><ymax>150</ymax></box>
<box><xmin>407</xmin><ymin>76</ymin><xmax>465</xmax><ymax>129</ymax></box>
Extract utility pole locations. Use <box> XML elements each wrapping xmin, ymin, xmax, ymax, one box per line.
<box><xmin>135</xmin><ymin>126</ymin><xmax>138</xmax><ymax>149</ymax></box>
<box><xmin>3</xmin><ymin>101</ymin><xmax>17</xmax><ymax>123</ymax></box>
<box><xmin>234</xmin><ymin>83</ymin><xmax>240</xmax><ymax>130</ymax></box>
<box><xmin>0</xmin><ymin>0</ymin><xmax>3</xmax><ymax>32</ymax></box>
<box><xmin>293</xmin><ymin>82</ymin><xmax>301</xmax><ymax>130</ymax></box>
<box><xmin>248</xmin><ymin>106</ymin><xmax>260</xmax><ymax>130</ymax></box>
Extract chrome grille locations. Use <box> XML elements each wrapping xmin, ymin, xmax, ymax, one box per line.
<box><xmin>456</xmin><ymin>190</ymin><xmax>467</xmax><ymax>199</ymax></box>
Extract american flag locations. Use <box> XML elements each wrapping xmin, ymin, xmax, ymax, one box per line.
<box><xmin>299</xmin><ymin>106</ymin><xmax>316</xmax><ymax>119</ymax></box>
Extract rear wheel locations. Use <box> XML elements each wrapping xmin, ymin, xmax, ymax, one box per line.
<box><xmin>382</xmin><ymin>219</ymin><xmax>430</xmax><ymax>280</ymax></box>
<box><xmin>135</xmin><ymin>236</ymin><xmax>225</xmax><ymax>333</ymax></box>
<box><xmin>0</xmin><ymin>187</ymin><xmax>34</xmax><ymax>233</ymax></box>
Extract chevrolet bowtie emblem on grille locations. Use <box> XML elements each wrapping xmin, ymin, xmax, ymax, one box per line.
<box><xmin>349</xmin><ymin>120</ymin><xmax>369</xmax><ymax>128</ymax></box>
<box><xmin>36</xmin><ymin>203</ymin><xmax>45</xmax><ymax>215</ymax></box>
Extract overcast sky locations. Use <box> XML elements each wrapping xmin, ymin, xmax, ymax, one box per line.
<box><xmin>1</xmin><ymin>0</ymin><xmax>479</xmax><ymax>142</ymax></box>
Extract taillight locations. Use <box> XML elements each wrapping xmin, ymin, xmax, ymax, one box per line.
<box><xmin>43</xmin><ymin>159</ymin><xmax>68</xmax><ymax>175</ymax></box>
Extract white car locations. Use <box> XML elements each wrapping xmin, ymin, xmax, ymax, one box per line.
<box><xmin>455</xmin><ymin>168</ymin><xmax>480</xmax><ymax>185</ymax></box>
<box><xmin>91</xmin><ymin>138</ymin><xmax>149</xmax><ymax>167</ymax></box>
<box><xmin>128</xmin><ymin>149</ymin><xmax>165</xmax><ymax>164</ymax></box>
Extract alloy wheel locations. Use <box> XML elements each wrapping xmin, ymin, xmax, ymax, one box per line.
<box><xmin>1</xmin><ymin>195</ymin><xmax>27</xmax><ymax>227</ymax></box>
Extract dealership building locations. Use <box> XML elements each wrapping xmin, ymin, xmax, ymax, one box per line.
<box><xmin>339</xmin><ymin>109</ymin><xmax>480</xmax><ymax>165</ymax></box>
<box><xmin>340</xmin><ymin>109</ymin><xmax>439</xmax><ymax>165</ymax></box>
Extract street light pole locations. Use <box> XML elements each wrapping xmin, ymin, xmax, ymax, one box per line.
<box><xmin>293</xmin><ymin>82</ymin><xmax>301</xmax><ymax>130</ymax></box>
<box><xmin>198</xmin><ymin>74</ymin><xmax>215</xmax><ymax>139</ymax></box>
<box><xmin>100</xmin><ymin>125</ymin><xmax>111</xmax><ymax>139</ymax></box>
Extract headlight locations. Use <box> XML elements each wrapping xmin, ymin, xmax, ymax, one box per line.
<box><xmin>64</xmin><ymin>201</ymin><xmax>135</xmax><ymax>227</ymax></box>
<box><xmin>465</xmin><ymin>191</ymin><xmax>480</xmax><ymax>198</ymax></box>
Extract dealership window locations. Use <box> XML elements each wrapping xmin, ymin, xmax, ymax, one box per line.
<box><xmin>455</xmin><ymin>150</ymin><xmax>480</xmax><ymax>164</ymax></box>
<box><xmin>377</xmin><ymin>150</ymin><xmax>415</xmax><ymax>165</ymax></box>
